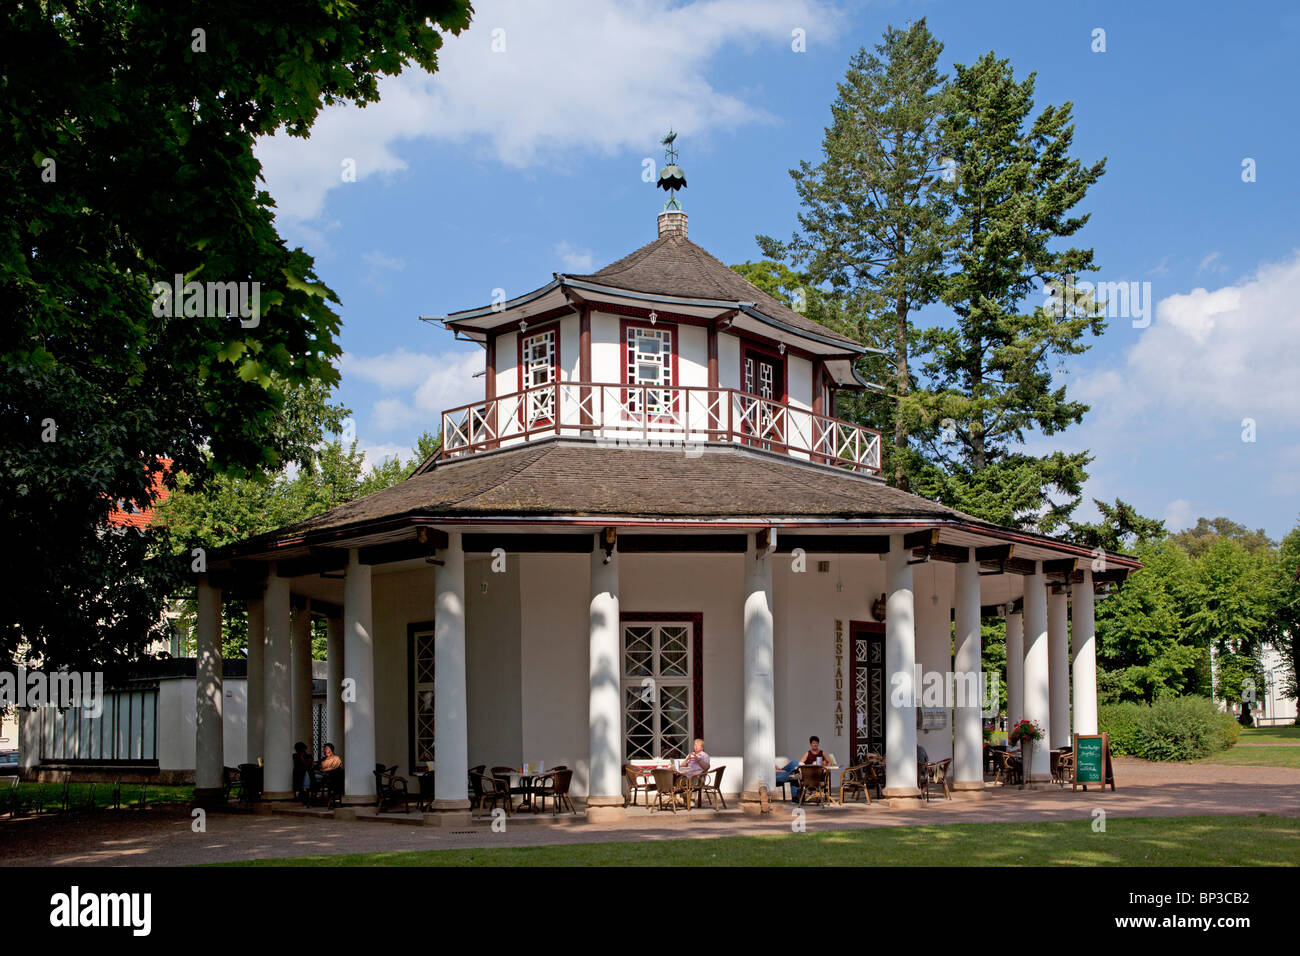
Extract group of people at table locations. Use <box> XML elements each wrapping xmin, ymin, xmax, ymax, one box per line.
<box><xmin>636</xmin><ymin>734</ymin><xmax>839</xmax><ymax>804</ymax></box>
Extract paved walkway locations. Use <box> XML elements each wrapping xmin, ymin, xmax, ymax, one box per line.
<box><xmin>2</xmin><ymin>757</ymin><xmax>1298</xmax><ymax>866</ymax></box>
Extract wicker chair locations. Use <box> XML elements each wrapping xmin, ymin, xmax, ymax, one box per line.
<box><xmin>466</xmin><ymin>764</ymin><xmax>487</xmax><ymax>810</ymax></box>
<box><xmin>373</xmin><ymin>763</ymin><xmax>410</xmax><ymax>813</ymax></box>
<box><xmin>624</xmin><ymin>764</ymin><xmax>656</xmax><ymax>807</ymax></box>
<box><xmin>533</xmin><ymin>768</ymin><xmax>576</xmax><ymax>814</ymax></box>
<box><xmin>473</xmin><ymin>771</ymin><xmax>512</xmax><ymax>818</ymax></box>
<box><xmin>1052</xmin><ymin>749</ymin><xmax>1075</xmax><ymax>787</ymax></box>
<box><xmin>697</xmin><ymin>765</ymin><xmax>727</xmax><ymax>810</ymax></box>
<box><xmin>838</xmin><ymin>763</ymin><xmax>873</xmax><ymax>806</ymax></box>
<box><xmin>994</xmin><ymin>749</ymin><xmax>1022</xmax><ymax>786</ymax></box>
<box><xmin>797</xmin><ymin>765</ymin><xmax>830</xmax><ymax>806</ymax></box>
<box><xmin>650</xmin><ymin>767</ymin><xmax>691</xmax><ymax>812</ymax></box>
<box><xmin>919</xmin><ymin>757</ymin><xmax>952</xmax><ymax>802</ymax></box>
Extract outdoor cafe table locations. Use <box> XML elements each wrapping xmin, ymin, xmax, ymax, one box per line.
<box><xmin>506</xmin><ymin>768</ymin><xmax>551</xmax><ymax>812</ymax></box>
<box><xmin>792</xmin><ymin>763</ymin><xmax>840</xmax><ymax>799</ymax></box>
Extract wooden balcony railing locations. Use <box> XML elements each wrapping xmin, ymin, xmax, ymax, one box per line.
<box><xmin>440</xmin><ymin>382</ymin><xmax>882</xmax><ymax>475</ymax></box>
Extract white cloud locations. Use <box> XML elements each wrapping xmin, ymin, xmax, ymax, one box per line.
<box><xmin>342</xmin><ymin>348</ymin><xmax>485</xmax><ymax>435</ymax></box>
<box><xmin>555</xmin><ymin>240</ymin><xmax>595</xmax><ymax>271</ymax></box>
<box><xmin>1197</xmin><ymin>251</ymin><xmax>1226</xmax><ymax>274</ymax></box>
<box><xmin>1124</xmin><ymin>252</ymin><xmax>1300</xmax><ymax>419</ymax></box>
<box><xmin>255</xmin><ymin>0</ymin><xmax>836</xmax><ymax>223</ymax></box>
<box><xmin>1163</xmin><ymin>498</ymin><xmax>1193</xmax><ymax>531</ymax></box>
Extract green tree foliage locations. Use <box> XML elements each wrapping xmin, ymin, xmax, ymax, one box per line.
<box><xmin>912</xmin><ymin>52</ymin><xmax>1107</xmax><ymax>531</ymax></box>
<box><xmin>1095</xmin><ymin>539</ymin><xmax>1204</xmax><ymax>704</ymax></box>
<box><xmin>756</xmin><ymin>20</ymin><xmax>950</xmax><ymax>489</ymax></box>
<box><xmin>1069</xmin><ymin>498</ymin><xmax>1167</xmax><ymax>553</ymax></box>
<box><xmin>0</xmin><ymin>1</ymin><xmax>472</xmax><ymax>667</ymax></box>
<box><xmin>1170</xmin><ymin>516</ymin><xmax>1275</xmax><ymax>559</ymax></box>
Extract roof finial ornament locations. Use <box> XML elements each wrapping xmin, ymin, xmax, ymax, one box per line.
<box><xmin>656</xmin><ymin>129</ymin><xmax>687</xmax><ymax>211</ymax></box>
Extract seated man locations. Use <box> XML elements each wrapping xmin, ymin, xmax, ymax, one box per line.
<box><xmin>776</xmin><ymin>758</ymin><xmax>801</xmax><ymax>802</ymax></box>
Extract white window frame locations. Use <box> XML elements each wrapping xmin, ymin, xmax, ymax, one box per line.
<box><xmin>620</xmin><ymin>620</ymin><xmax>694</xmax><ymax>760</ymax></box>
<box><xmin>522</xmin><ymin>328</ymin><xmax>557</xmax><ymax>425</ymax></box>
<box><xmin>625</xmin><ymin>325</ymin><xmax>673</xmax><ymax>418</ymax></box>
<box><xmin>412</xmin><ymin>626</ymin><xmax>436</xmax><ymax>769</ymax></box>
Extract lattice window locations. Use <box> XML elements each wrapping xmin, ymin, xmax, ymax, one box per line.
<box><xmin>625</xmin><ymin>326</ymin><xmax>673</xmax><ymax>416</ymax></box>
<box><xmin>522</xmin><ymin>329</ymin><xmax>556</xmax><ymax>424</ymax></box>
<box><xmin>412</xmin><ymin>628</ymin><xmax>436</xmax><ymax>767</ymax></box>
<box><xmin>621</xmin><ymin>621</ymin><xmax>693</xmax><ymax>759</ymax></box>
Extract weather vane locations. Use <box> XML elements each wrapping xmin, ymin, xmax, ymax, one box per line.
<box><xmin>656</xmin><ymin>129</ymin><xmax>687</xmax><ymax>211</ymax></box>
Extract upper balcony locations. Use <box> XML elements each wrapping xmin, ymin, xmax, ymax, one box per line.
<box><xmin>440</xmin><ymin>381</ymin><xmax>883</xmax><ymax>476</ymax></box>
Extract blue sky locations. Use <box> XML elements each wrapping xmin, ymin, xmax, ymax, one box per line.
<box><xmin>255</xmin><ymin>0</ymin><xmax>1300</xmax><ymax>540</ymax></box>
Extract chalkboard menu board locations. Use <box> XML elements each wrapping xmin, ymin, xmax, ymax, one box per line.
<box><xmin>1072</xmin><ymin>733</ymin><xmax>1115</xmax><ymax>790</ymax></box>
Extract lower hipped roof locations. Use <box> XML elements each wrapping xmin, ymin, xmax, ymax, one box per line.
<box><xmin>220</xmin><ymin>438</ymin><xmax>1140</xmax><ymax>569</ymax></box>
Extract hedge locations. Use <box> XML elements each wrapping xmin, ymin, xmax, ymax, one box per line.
<box><xmin>1098</xmin><ymin>697</ymin><xmax>1240</xmax><ymax>761</ymax></box>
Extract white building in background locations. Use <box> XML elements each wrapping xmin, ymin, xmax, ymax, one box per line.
<box><xmin>1256</xmin><ymin>645</ymin><xmax>1298</xmax><ymax>726</ymax></box>
<box><xmin>192</xmin><ymin>202</ymin><xmax>1141</xmax><ymax>816</ymax></box>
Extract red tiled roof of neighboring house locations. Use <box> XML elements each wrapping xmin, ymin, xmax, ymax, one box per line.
<box><xmin>107</xmin><ymin>459</ymin><xmax>172</xmax><ymax>528</ymax></box>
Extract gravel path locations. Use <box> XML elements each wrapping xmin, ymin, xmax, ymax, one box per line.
<box><xmin>2</xmin><ymin>757</ymin><xmax>1298</xmax><ymax>866</ymax></box>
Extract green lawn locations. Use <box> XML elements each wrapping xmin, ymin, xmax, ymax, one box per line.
<box><xmin>1240</xmin><ymin>725</ymin><xmax>1300</xmax><ymax>742</ymax></box>
<box><xmin>216</xmin><ymin>814</ymin><xmax>1300</xmax><ymax>867</ymax></box>
<box><xmin>1204</xmin><ymin>747</ymin><xmax>1300</xmax><ymax>769</ymax></box>
<box><xmin>3</xmin><ymin>780</ymin><xmax>194</xmax><ymax>813</ymax></box>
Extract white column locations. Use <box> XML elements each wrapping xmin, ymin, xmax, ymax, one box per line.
<box><xmin>1072</xmin><ymin>569</ymin><xmax>1098</xmax><ymax>735</ymax></box>
<box><xmin>343</xmin><ymin>550</ymin><xmax>376</xmax><ymax>803</ymax></box>
<box><xmin>246</xmin><ymin>596</ymin><xmax>265</xmax><ymax>764</ymax></box>
<box><xmin>913</xmin><ymin>563</ymin><xmax>949</xmax><ymax>762</ymax></box>
<box><xmin>953</xmin><ymin>551</ymin><xmax>983</xmax><ymax>789</ymax></box>
<box><xmin>588</xmin><ymin>538</ymin><xmax>624</xmax><ymax>820</ymax></box>
<box><xmin>1005</xmin><ymin>611</ymin><xmax>1024</xmax><ymax>729</ymax></box>
<box><xmin>1021</xmin><ymin>564</ymin><xmax>1051</xmax><ymax>782</ymax></box>
<box><xmin>433</xmin><ymin>532</ymin><xmax>470</xmax><ymax>816</ymax></box>
<box><xmin>742</xmin><ymin>533</ymin><xmax>776</xmax><ymax>809</ymax></box>
<box><xmin>1048</xmin><ymin>586</ymin><xmax>1071</xmax><ymax>750</ymax></box>
<box><xmin>292</xmin><ymin>600</ymin><xmax>313</xmax><ymax>752</ymax></box>
<box><xmin>884</xmin><ymin>535</ymin><xmax>920</xmax><ymax>797</ymax></box>
<box><xmin>326</xmin><ymin>616</ymin><xmax>344</xmax><ymax>752</ymax></box>
<box><xmin>195</xmin><ymin>574</ymin><xmax>225</xmax><ymax>805</ymax></box>
<box><xmin>263</xmin><ymin>572</ymin><xmax>293</xmax><ymax>799</ymax></box>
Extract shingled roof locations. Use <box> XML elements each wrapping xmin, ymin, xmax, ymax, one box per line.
<box><xmin>567</xmin><ymin>233</ymin><xmax>861</xmax><ymax>350</ymax></box>
<box><xmin>241</xmin><ymin>439</ymin><xmax>956</xmax><ymax>545</ymax></box>
<box><xmin>219</xmin><ymin>438</ymin><xmax>1141</xmax><ymax>571</ymax></box>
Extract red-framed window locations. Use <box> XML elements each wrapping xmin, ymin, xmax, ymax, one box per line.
<box><xmin>620</xmin><ymin>319</ymin><xmax>679</xmax><ymax>421</ymax></box>
<box><xmin>517</xmin><ymin>325</ymin><xmax>559</xmax><ymax>428</ymax></box>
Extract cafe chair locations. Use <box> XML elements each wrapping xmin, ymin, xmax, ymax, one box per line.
<box><xmin>472</xmin><ymin>772</ymin><xmax>512</xmax><ymax>818</ymax></box>
<box><xmin>838</xmin><ymin>763</ymin><xmax>873</xmax><ymax>806</ymax></box>
<box><xmin>697</xmin><ymin>765</ymin><xmax>727</xmax><ymax>810</ymax></box>
<box><xmin>994</xmin><ymin>750</ymin><xmax>1022</xmax><ymax>787</ymax></box>
<box><xmin>533</xmin><ymin>768</ymin><xmax>576</xmax><ymax>814</ymax></box>
<box><xmin>797</xmin><ymin>765</ymin><xmax>830</xmax><ymax>806</ymax></box>
<box><xmin>373</xmin><ymin>763</ymin><xmax>410</xmax><ymax>813</ymax></box>
<box><xmin>919</xmin><ymin>757</ymin><xmax>952</xmax><ymax>802</ymax></box>
<box><xmin>624</xmin><ymin>763</ymin><xmax>656</xmax><ymax>808</ymax></box>
<box><xmin>650</xmin><ymin>767</ymin><xmax>691</xmax><ymax>812</ymax></box>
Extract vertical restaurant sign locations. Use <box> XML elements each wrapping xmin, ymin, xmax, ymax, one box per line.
<box><xmin>834</xmin><ymin>620</ymin><xmax>844</xmax><ymax>737</ymax></box>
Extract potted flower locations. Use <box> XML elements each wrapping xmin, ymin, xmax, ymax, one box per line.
<box><xmin>1009</xmin><ymin>719</ymin><xmax>1044</xmax><ymax>779</ymax></box>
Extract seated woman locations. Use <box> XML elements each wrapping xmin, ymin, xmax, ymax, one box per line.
<box><xmin>676</xmin><ymin>738</ymin><xmax>710</xmax><ymax>777</ymax></box>
<box><xmin>801</xmin><ymin>735</ymin><xmax>830</xmax><ymax>767</ymax></box>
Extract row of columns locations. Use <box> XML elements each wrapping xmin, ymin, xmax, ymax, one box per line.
<box><xmin>195</xmin><ymin>535</ymin><xmax>1100</xmax><ymax>810</ymax></box>
<box><xmin>1004</xmin><ymin>566</ymin><xmax>1099</xmax><ymax>782</ymax></box>
<box><xmin>194</xmin><ymin>535</ymin><xmax>471</xmax><ymax>817</ymax></box>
